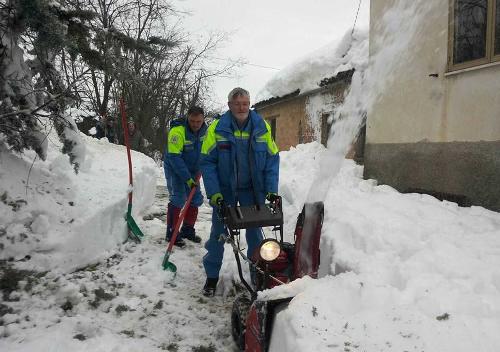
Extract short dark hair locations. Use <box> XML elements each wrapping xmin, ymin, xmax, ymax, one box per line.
<box><xmin>187</xmin><ymin>106</ymin><xmax>204</xmax><ymax>116</ymax></box>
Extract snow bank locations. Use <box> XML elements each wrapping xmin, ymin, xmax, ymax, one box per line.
<box><xmin>263</xmin><ymin>142</ymin><xmax>500</xmax><ymax>352</ymax></box>
<box><xmin>0</xmin><ymin>128</ymin><xmax>157</xmax><ymax>273</ymax></box>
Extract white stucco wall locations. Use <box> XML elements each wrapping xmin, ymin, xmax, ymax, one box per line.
<box><xmin>367</xmin><ymin>0</ymin><xmax>500</xmax><ymax>144</ymax></box>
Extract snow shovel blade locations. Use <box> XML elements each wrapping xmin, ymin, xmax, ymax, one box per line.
<box><xmin>162</xmin><ymin>252</ymin><xmax>177</xmax><ymax>274</ymax></box>
<box><xmin>127</xmin><ymin>229</ymin><xmax>141</xmax><ymax>244</ymax></box>
<box><xmin>126</xmin><ymin>213</ymin><xmax>145</xmax><ymax>240</ymax></box>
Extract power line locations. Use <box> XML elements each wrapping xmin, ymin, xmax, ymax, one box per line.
<box><xmin>352</xmin><ymin>0</ymin><xmax>363</xmax><ymax>36</ymax></box>
<box><xmin>206</xmin><ymin>56</ymin><xmax>281</xmax><ymax>71</ymax></box>
<box><xmin>239</xmin><ymin>61</ymin><xmax>281</xmax><ymax>71</ymax></box>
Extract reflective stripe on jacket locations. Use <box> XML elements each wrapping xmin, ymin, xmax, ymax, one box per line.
<box><xmin>164</xmin><ymin>118</ymin><xmax>207</xmax><ymax>182</ymax></box>
<box><xmin>200</xmin><ymin>110</ymin><xmax>279</xmax><ymax>204</ymax></box>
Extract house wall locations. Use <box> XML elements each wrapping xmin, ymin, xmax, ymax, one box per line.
<box><xmin>257</xmin><ymin>82</ymin><xmax>352</xmax><ymax>152</ymax></box>
<box><xmin>365</xmin><ymin>0</ymin><xmax>500</xmax><ymax>211</ymax></box>
<box><xmin>257</xmin><ymin>94</ymin><xmax>313</xmax><ymax>151</ymax></box>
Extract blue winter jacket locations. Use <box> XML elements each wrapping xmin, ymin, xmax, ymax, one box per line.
<box><xmin>200</xmin><ymin>110</ymin><xmax>279</xmax><ymax>205</ymax></box>
<box><xmin>164</xmin><ymin>118</ymin><xmax>207</xmax><ymax>182</ymax></box>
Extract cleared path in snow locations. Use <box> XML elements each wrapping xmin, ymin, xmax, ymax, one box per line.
<box><xmin>0</xmin><ymin>179</ymin><xmax>238</xmax><ymax>352</ymax></box>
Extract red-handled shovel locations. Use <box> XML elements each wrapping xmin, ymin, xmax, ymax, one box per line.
<box><xmin>162</xmin><ymin>173</ymin><xmax>201</xmax><ymax>274</ymax></box>
<box><xmin>119</xmin><ymin>98</ymin><xmax>144</xmax><ymax>243</ymax></box>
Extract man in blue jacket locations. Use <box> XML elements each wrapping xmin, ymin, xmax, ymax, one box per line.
<box><xmin>200</xmin><ymin>88</ymin><xmax>280</xmax><ymax>296</ymax></box>
<box><xmin>164</xmin><ymin>106</ymin><xmax>207</xmax><ymax>248</ymax></box>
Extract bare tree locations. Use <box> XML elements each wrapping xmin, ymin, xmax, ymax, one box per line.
<box><xmin>55</xmin><ymin>0</ymin><xmax>236</xmax><ymax>156</ymax></box>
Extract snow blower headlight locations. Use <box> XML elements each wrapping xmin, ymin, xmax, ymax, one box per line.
<box><xmin>259</xmin><ymin>239</ymin><xmax>281</xmax><ymax>262</ymax></box>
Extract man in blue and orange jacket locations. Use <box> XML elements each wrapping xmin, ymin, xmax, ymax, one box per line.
<box><xmin>200</xmin><ymin>87</ymin><xmax>280</xmax><ymax>296</ymax></box>
<box><xmin>164</xmin><ymin>106</ymin><xmax>207</xmax><ymax>248</ymax></box>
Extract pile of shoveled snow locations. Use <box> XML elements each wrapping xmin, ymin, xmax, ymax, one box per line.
<box><xmin>0</xmin><ymin>131</ymin><xmax>157</xmax><ymax>273</ymax></box>
<box><xmin>257</xmin><ymin>142</ymin><xmax>500</xmax><ymax>352</ymax></box>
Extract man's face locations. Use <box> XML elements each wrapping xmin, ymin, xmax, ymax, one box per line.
<box><xmin>228</xmin><ymin>94</ymin><xmax>250</xmax><ymax>123</ymax></box>
<box><xmin>188</xmin><ymin>113</ymin><xmax>204</xmax><ymax>132</ymax></box>
<box><xmin>128</xmin><ymin>122</ymin><xmax>135</xmax><ymax>133</ymax></box>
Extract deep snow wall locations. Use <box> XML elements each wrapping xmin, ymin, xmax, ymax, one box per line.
<box><xmin>0</xmin><ymin>132</ymin><xmax>157</xmax><ymax>273</ymax></box>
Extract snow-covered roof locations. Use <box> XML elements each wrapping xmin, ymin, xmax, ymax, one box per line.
<box><xmin>255</xmin><ymin>29</ymin><xmax>368</xmax><ymax>104</ymax></box>
<box><xmin>253</xmin><ymin>68</ymin><xmax>355</xmax><ymax>110</ymax></box>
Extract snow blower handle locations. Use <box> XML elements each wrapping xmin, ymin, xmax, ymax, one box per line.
<box><xmin>266</xmin><ymin>194</ymin><xmax>282</xmax><ymax>215</ymax></box>
<box><xmin>266</xmin><ymin>192</ymin><xmax>279</xmax><ymax>203</ymax></box>
<box><xmin>215</xmin><ymin>199</ymin><xmax>226</xmax><ymax>221</ymax></box>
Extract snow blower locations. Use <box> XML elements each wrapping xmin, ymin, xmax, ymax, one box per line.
<box><xmin>119</xmin><ymin>98</ymin><xmax>145</xmax><ymax>243</ymax></box>
<box><xmin>219</xmin><ymin>197</ymin><xmax>324</xmax><ymax>351</ymax></box>
<box><xmin>162</xmin><ymin>173</ymin><xmax>201</xmax><ymax>274</ymax></box>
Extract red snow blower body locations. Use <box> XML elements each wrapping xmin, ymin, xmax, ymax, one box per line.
<box><xmin>221</xmin><ymin>198</ymin><xmax>324</xmax><ymax>352</ymax></box>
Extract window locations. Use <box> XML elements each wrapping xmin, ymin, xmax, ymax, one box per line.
<box><xmin>320</xmin><ymin>113</ymin><xmax>332</xmax><ymax>147</ymax></box>
<box><xmin>448</xmin><ymin>0</ymin><xmax>500</xmax><ymax>71</ymax></box>
<box><xmin>265</xmin><ymin>115</ymin><xmax>278</xmax><ymax>141</ymax></box>
<box><xmin>270</xmin><ymin>118</ymin><xmax>277</xmax><ymax>141</ymax></box>
<box><xmin>298</xmin><ymin>121</ymin><xmax>304</xmax><ymax>144</ymax></box>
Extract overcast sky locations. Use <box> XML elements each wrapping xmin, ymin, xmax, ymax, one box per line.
<box><xmin>173</xmin><ymin>0</ymin><xmax>370</xmax><ymax>110</ymax></box>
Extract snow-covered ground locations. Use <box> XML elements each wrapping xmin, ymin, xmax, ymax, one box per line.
<box><xmin>2</xmin><ymin>136</ymin><xmax>500</xmax><ymax>352</ymax></box>
<box><xmin>0</xmin><ymin>130</ymin><xmax>236</xmax><ymax>351</ymax></box>
<box><xmin>3</xmin><ymin>0</ymin><xmax>499</xmax><ymax>350</ymax></box>
<box><xmin>0</xmin><ymin>173</ymin><xmax>234</xmax><ymax>351</ymax></box>
<box><xmin>266</xmin><ymin>144</ymin><xmax>500</xmax><ymax>352</ymax></box>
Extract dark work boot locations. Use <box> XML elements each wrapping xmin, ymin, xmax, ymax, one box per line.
<box><xmin>165</xmin><ymin>227</ymin><xmax>186</xmax><ymax>248</ymax></box>
<box><xmin>182</xmin><ymin>206</ymin><xmax>201</xmax><ymax>243</ymax></box>
<box><xmin>165</xmin><ymin>203</ymin><xmax>180</xmax><ymax>242</ymax></box>
<box><xmin>202</xmin><ymin>277</ymin><xmax>218</xmax><ymax>297</ymax></box>
<box><xmin>180</xmin><ymin>224</ymin><xmax>202</xmax><ymax>243</ymax></box>
<box><xmin>165</xmin><ymin>202</ymin><xmax>185</xmax><ymax>247</ymax></box>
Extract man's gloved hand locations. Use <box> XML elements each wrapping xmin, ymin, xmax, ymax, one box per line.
<box><xmin>186</xmin><ymin>178</ymin><xmax>198</xmax><ymax>188</ymax></box>
<box><xmin>266</xmin><ymin>192</ymin><xmax>279</xmax><ymax>203</ymax></box>
<box><xmin>210</xmin><ymin>193</ymin><xmax>223</xmax><ymax>207</ymax></box>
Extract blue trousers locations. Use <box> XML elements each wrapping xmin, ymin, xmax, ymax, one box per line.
<box><xmin>164</xmin><ymin>166</ymin><xmax>203</xmax><ymax>208</ymax></box>
<box><xmin>203</xmin><ymin>189</ymin><xmax>264</xmax><ymax>279</ymax></box>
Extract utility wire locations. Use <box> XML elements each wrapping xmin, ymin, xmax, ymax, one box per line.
<box><xmin>206</xmin><ymin>56</ymin><xmax>281</xmax><ymax>71</ymax></box>
<box><xmin>197</xmin><ymin>5</ymin><xmax>365</xmax><ymax>72</ymax></box>
<box><xmin>351</xmin><ymin>0</ymin><xmax>363</xmax><ymax>36</ymax></box>
<box><xmin>238</xmin><ymin>61</ymin><xmax>281</xmax><ymax>71</ymax></box>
